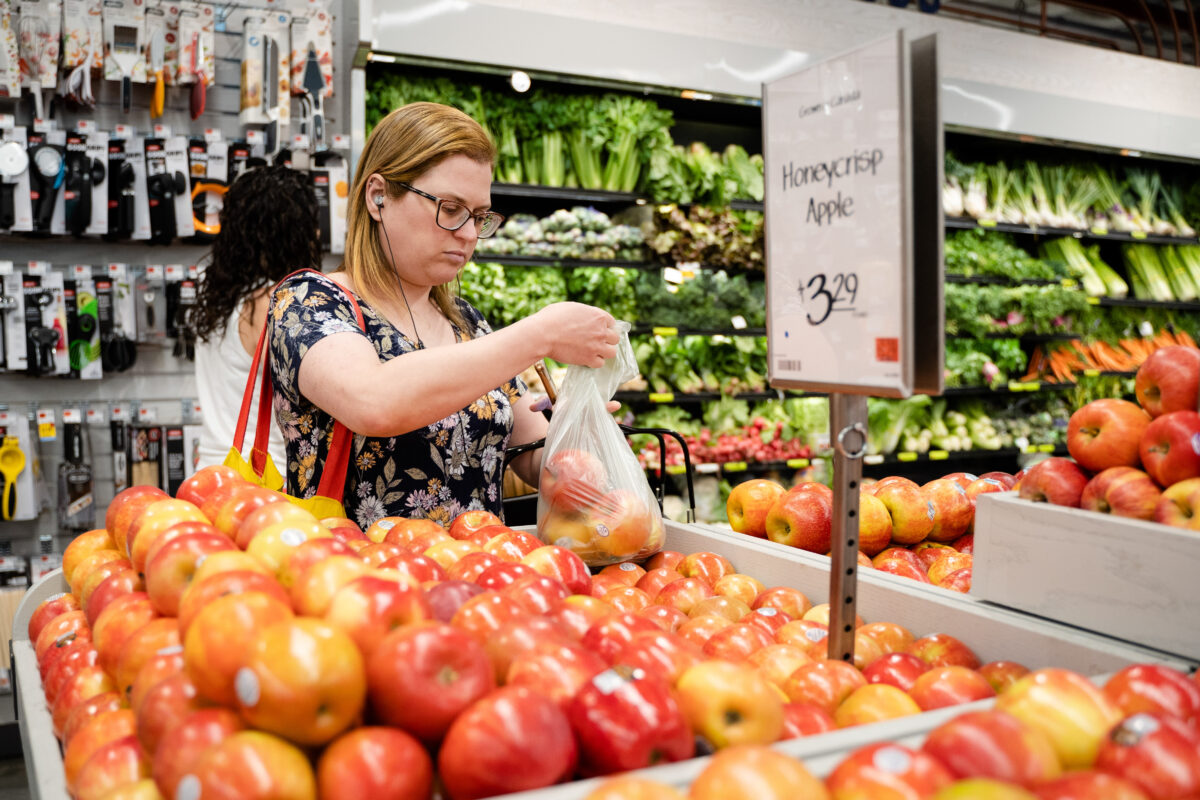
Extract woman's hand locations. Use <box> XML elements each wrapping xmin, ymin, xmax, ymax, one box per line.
<box><xmin>532</xmin><ymin>302</ymin><xmax>619</xmax><ymax>368</ymax></box>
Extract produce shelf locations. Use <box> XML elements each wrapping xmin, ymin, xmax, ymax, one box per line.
<box><xmin>1095</xmin><ymin>296</ymin><xmax>1200</xmax><ymax>312</ymax></box>
<box><xmin>654</xmin><ymin>445</ymin><xmax>1068</xmax><ymax>476</ymax></box>
<box><xmin>946</xmin><ymin>331</ymin><xmax>1079</xmax><ymax>342</ymax></box>
<box><xmin>473</xmin><ymin>255</ymin><xmax>659</xmax><ymax>270</ymax></box>
<box><xmin>490</xmin><ymin>183</ymin><xmax>646</xmax><ymax>205</ymax></box>
<box><xmin>629</xmin><ymin>325</ymin><xmax>765</xmax><ymax>338</ymax></box>
<box><xmin>615</xmin><ymin>389</ymin><xmax>822</xmax><ymax>405</ymax></box>
<box><xmin>945</xmin><ymin>216</ymin><xmax>1200</xmax><ymax>246</ymax></box>
<box><xmin>942</xmin><ymin>373</ymin><xmax>1135</xmax><ymax>396</ymax></box>
<box><xmin>945</xmin><ymin>273</ymin><xmax>1059</xmax><ymax>286</ymax></box>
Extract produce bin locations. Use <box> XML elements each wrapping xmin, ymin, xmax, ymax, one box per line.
<box><xmin>972</xmin><ymin>491</ymin><xmax>1200</xmax><ymax>660</ymax></box>
<box><xmin>11</xmin><ymin>520</ymin><xmax>1195</xmax><ymax>800</ymax></box>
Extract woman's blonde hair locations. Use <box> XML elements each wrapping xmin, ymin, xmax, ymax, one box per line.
<box><xmin>341</xmin><ymin>102</ymin><xmax>495</xmax><ymax>334</ymax></box>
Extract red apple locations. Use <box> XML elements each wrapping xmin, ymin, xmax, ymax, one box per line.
<box><xmin>995</xmin><ymin>668</ymin><xmax>1123</xmax><ymax>769</ymax></box>
<box><xmin>28</xmin><ymin>592</ymin><xmax>82</xmax><ymax>643</ymax></box>
<box><xmin>1153</xmin><ymin>477</ymin><xmax>1200</xmax><ymax>528</ymax></box>
<box><xmin>440</xmin><ymin>686</ymin><xmax>578</xmax><ymax>798</ymax></box>
<box><xmin>676</xmin><ymin>659</ymin><xmax>784</xmax><ymax>747</ymax></box>
<box><xmin>764</xmin><ymin>483</ymin><xmax>833</xmax><ymax>552</ymax></box>
<box><xmin>701</xmin><ymin>622</ymin><xmax>775</xmax><ymax>663</ymax></box>
<box><xmin>113</xmin><ymin>618</ymin><xmax>181</xmax><ymax>699</ymax></box>
<box><xmin>1018</xmin><ymin>458</ymin><xmax>1090</xmax><ymax>507</ymax></box>
<box><xmin>1067</xmin><ymin>399</ymin><xmax>1152</xmax><ymax>472</ymax></box>
<box><xmin>862</xmin><ymin>652</ymin><xmax>930</xmax><ymax>692</ymax></box>
<box><xmin>105</xmin><ymin>486</ymin><xmax>170</xmax><ymax>558</ymax></box>
<box><xmin>541</xmin><ymin>448</ymin><xmax>607</xmax><ymax>513</ymax></box>
<box><xmin>151</xmin><ymin>708</ymin><xmax>244</xmax><ymax>799</ymax></box>
<box><xmin>874</xmin><ymin>478</ymin><xmax>936</xmax><ymax>545</ymax></box>
<box><xmin>582</xmin><ymin>612</ymin><xmax>662</xmax><ymax>664</ymax></box>
<box><xmin>922</xmin><ymin>709</ymin><xmax>1062</xmax><ymax>786</ymax></box>
<box><xmin>176</xmin><ymin>465</ymin><xmax>243</xmax><ymax>509</ymax></box>
<box><xmin>677</xmin><ymin>551</ymin><xmax>736</xmax><ymax>587</ymax></box>
<box><xmin>183</xmin><ymin>591</ymin><xmax>294</xmax><ymax>707</ymax></box>
<box><xmin>177</xmin><ymin>729</ymin><xmax>316</xmax><ymax>800</ymax></box>
<box><xmin>91</xmin><ymin>594</ymin><xmax>158</xmax><ymax>677</ymax></box>
<box><xmin>325</xmin><ymin>573</ymin><xmax>432</xmax><ymax>657</ymax></box>
<box><xmin>1141</xmin><ymin>410</ymin><xmax>1200</xmax><ymax>487</ymax></box>
<box><xmin>506</xmin><ymin>641</ymin><xmax>607</xmax><ymax>711</ymax></box>
<box><xmin>1103</xmin><ymin>664</ymin><xmax>1200</xmax><ymax>723</ymax></box>
<box><xmin>909</xmin><ymin>665</ymin><xmax>997</xmax><ymax>711</ymax></box>
<box><xmin>72</xmin><ymin>735</ymin><xmax>149</xmax><ymax>800</ymax></box>
<box><xmin>521</xmin><ymin>545</ymin><xmax>592</xmax><ymax>595</ymax></box>
<box><xmin>654</xmin><ymin>576</ymin><xmax>714</xmax><ymax>615</ymax></box>
<box><xmin>780</xmin><ymin>702</ymin><xmax>836</xmax><ymax>739</ymax></box>
<box><xmin>782</xmin><ymin>658</ymin><xmax>867</xmax><ymax>715</ymax></box>
<box><xmin>908</xmin><ymin>633</ymin><xmax>981</xmax><ymax>669</ymax></box>
<box><xmin>979</xmin><ymin>660</ymin><xmax>1032</xmax><ymax>694</ymax></box>
<box><xmin>177</xmin><ymin>570</ymin><xmax>289</xmax><ymax>638</ymax></box>
<box><xmin>443</xmin><ymin>551</ymin><xmax>498</xmax><ymax>583</ymax></box>
<box><xmin>775</xmin><ymin>619</ymin><xmax>832</xmax><ymax>661</ymax></box>
<box><xmin>144</xmin><ymin>531</ymin><xmax>237</xmax><ymax>617</ymax></box>
<box><xmin>448</xmin><ymin>509</ymin><xmax>503</xmax><ymax>540</ymax></box>
<box><xmin>826</xmin><ymin>742</ymin><xmax>954</xmax><ymax>797</ymax></box>
<box><xmin>1095</xmin><ymin>712</ymin><xmax>1200</xmax><ymax>799</ymax></box>
<box><xmin>60</xmin><ymin>692</ymin><xmax>123</xmax><ymax>751</ymax></box>
<box><xmin>979</xmin><ymin>472</ymin><xmax>1017</xmax><ymax>489</ymax></box>
<box><xmin>834</xmin><ymin>683</ymin><xmax>923</xmax><ymax>727</ymax></box>
<box><xmin>689</xmin><ymin>744</ymin><xmax>828</xmax><ymax>799</ymax></box>
<box><xmin>423</xmin><ymin>579</ymin><xmax>485</xmax><ymax>623</ymax></box>
<box><xmin>483</xmin><ymin>617</ymin><xmax>572</xmax><ymax>683</ymax></box>
<box><xmin>1033</xmin><ymin>770</ymin><xmax>1152</xmax><ymax>800</ymax></box>
<box><xmin>316</xmin><ymin>726</ymin><xmax>434</xmax><ymax>800</ymax></box>
<box><xmin>64</xmin><ymin>709</ymin><xmax>137</xmax><ymax>794</ymax></box>
<box><xmin>367</xmin><ymin>621</ymin><xmax>494</xmax><ymax>744</ymax></box>
<box><xmin>1135</xmin><ymin>345</ymin><xmax>1200</xmax><ymax>418</ymax></box>
<box><xmin>858</xmin><ymin>491</ymin><xmax>894</xmax><ymax>556</ymax></box>
<box><xmin>135</xmin><ymin>673</ymin><xmax>206</xmax><ymax>758</ymax></box>
<box><xmin>924</xmin><ymin>478</ymin><xmax>975</xmax><ymax>543</ymax></box>
<box><xmin>726</xmin><ymin>479</ymin><xmax>786</xmax><ymax>538</ymax></box>
<box><xmin>875</xmin><ymin>558</ymin><xmax>933</xmax><ymax>583</ymax></box>
<box><xmin>1080</xmin><ymin>466</ymin><xmax>1161</xmax><ymax>520</ymax></box>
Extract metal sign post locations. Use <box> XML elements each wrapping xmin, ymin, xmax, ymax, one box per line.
<box><xmin>763</xmin><ymin>30</ymin><xmax>942</xmax><ymax>663</ymax></box>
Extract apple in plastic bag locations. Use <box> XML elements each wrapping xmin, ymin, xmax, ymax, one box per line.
<box><xmin>541</xmin><ymin>449</ymin><xmax>607</xmax><ymax>514</ymax></box>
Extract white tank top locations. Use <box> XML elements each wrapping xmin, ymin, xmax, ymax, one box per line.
<box><xmin>194</xmin><ymin>303</ymin><xmax>288</xmax><ymax>473</ymax></box>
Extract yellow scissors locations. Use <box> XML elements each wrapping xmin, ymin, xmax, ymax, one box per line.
<box><xmin>0</xmin><ymin>436</ymin><xmax>26</xmax><ymax>521</ymax></box>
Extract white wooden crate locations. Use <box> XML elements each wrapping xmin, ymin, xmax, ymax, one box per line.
<box><xmin>972</xmin><ymin>491</ymin><xmax>1200</xmax><ymax>661</ymax></box>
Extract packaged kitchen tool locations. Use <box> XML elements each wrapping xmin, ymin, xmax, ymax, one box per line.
<box><xmin>17</xmin><ymin>0</ymin><xmax>62</xmax><ymax>119</ymax></box>
<box><xmin>240</xmin><ymin>11</ymin><xmax>290</xmax><ymax>146</ymax></box>
<box><xmin>144</xmin><ymin>0</ymin><xmax>180</xmax><ymax>83</ymax></box>
<box><xmin>535</xmin><ymin>322</ymin><xmax>665</xmax><ymax>566</ymax></box>
<box><xmin>56</xmin><ymin>410</ymin><xmax>95</xmax><ymax>533</ymax></box>
<box><xmin>0</xmin><ymin>126</ymin><xmax>32</xmax><ymax>232</ymax></box>
<box><xmin>289</xmin><ymin>0</ymin><xmax>332</xmax><ymax>98</ymax></box>
<box><xmin>0</xmin><ymin>3</ymin><xmax>22</xmax><ymax>99</ymax></box>
<box><xmin>101</xmin><ymin>0</ymin><xmax>145</xmax><ymax>112</ymax></box>
<box><xmin>62</xmin><ymin>0</ymin><xmax>103</xmax><ymax>71</ymax></box>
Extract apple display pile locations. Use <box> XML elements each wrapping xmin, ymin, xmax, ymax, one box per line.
<box><xmin>1020</xmin><ymin>345</ymin><xmax>1200</xmax><ymax>526</ymax></box>
<box><xmin>36</xmin><ymin>468</ymin><xmax>1066</xmax><ymax>800</ymax></box>
<box><xmin>725</xmin><ymin>470</ymin><xmax>1018</xmax><ymax>593</ymax></box>
<box><xmin>580</xmin><ymin>663</ymin><xmax>1200</xmax><ymax>799</ymax></box>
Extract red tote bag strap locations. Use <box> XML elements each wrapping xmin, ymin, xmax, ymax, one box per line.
<box><xmin>237</xmin><ymin>268</ymin><xmax>367</xmax><ymax>502</ymax></box>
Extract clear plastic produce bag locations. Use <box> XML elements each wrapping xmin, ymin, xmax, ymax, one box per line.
<box><xmin>536</xmin><ymin>322</ymin><xmax>665</xmax><ymax>566</ymax></box>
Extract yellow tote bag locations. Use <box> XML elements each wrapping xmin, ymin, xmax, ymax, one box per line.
<box><xmin>225</xmin><ymin>269</ymin><xmax>365</xmax><ymax>520</ymax></box>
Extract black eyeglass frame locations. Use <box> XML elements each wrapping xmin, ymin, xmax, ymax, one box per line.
<box><xmin>398</xmin><ymin>181</ymin><xmax>505</xmax><ymax>239</ymax></box>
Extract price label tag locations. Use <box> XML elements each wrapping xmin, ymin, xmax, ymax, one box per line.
<box><xmin>26</xmin><ymin>261</ymin><xmax>49</xmax><ymax>276</ymax></box>
<box><xmin>929</xmin><ymin>450</ymin><xmax>949</xmax><ymax>461</ymax></box>
<box><xmin>1131</xmin><ymin>230</ymin><xmax>1148</xmax><ymax>240</ymax></box>
<box><xmin>1090</xmin><ymin>226</ymin><xmax>1108</xmax><ymax>236</ymax></box>
<box><xmin>86</xmin><ymin>407</ymin><xmax>106</xmax><ymax>425</ymax></box>
<box><xmin>245</xmin><ymin>130</ymin><xmax>265</xmax><ymax>145</ymax></box>
<box><xmin>1087</xmin><ymin>296</ymin><xmax>1101</xmax><ymax>305</ymax></box>
<box><xmin>1060</xmin><ymin>278</ymin><xmax>1077</xmax><ymax>288</ymax></box>
<box><xmin>648</xmin><ymin>392</ymin><xmax>675</xmax><ymax>403</ymax></box>
<box><xmin>111</xmin><ymin>404</ymin><xmax>131</xmax><ymax>422</ymax></box>
<box><xmin>897</xmin><ymin>452</ymin><xmax>918</xmax><ymax>462</ymax></box>
<box><xmin>164</xmin><ymin>264</ymin><xmax>185</xmax><ymax>282</ymax></box>
<box><xmin>1139</xmin><ymin>321</ymin><xmax>1155</xmax><ymax>337</ymax></box>
<box><xmin>665</xmin><ymin>465</ymin><xmax>687</xmax><ymax>475</ymax></box>
<box><xmin>72</xmin><ymin>265</ymin><xmax>92</xmax><ymax>279</ymax></box>
<box><xmin>0</xmin><ymin>412</ymin><xmax>10</xmax><ymax>426</ymax></box>
<box><xmin>764</xmin><ymin>32</ymin><xmax>920</xmax><ymax>397</ymax></box>
<box><xmin>1084</xmin><ymin>369</ymin><xmax>1100</xmax><ymax>377</ymax></box>
<box><xmin>113</xmin><ymin>125</ymin><xmax>135</xmax><ymax>139</ymax></box>
<box><xmin>138</xmin><ymin>406</ymin><xmax>158</xmax><ymax>424</ymax></box>
<box><xmin>332</xmin><ymin>134</ymin><xmax>350</xmax><ymax>150</ymax></box>
<box><xmin>153</xmin><ymin>124</ymin><xmax>172</xmax><ymax>138</ymax></box>
<box><xmin>145</xmin><ymin>264</ymin><xmax>164</xmax><ymax>279</ymax></box>
<box><xmin>662</xmin><ymin>267</ymin><xmax>684</xmax><ymax>285</ymax></box>
<box><xmin>651</xmin><ymin>327</ymin><xmax>678</xmax><ymax>338</ymax></box>
<box><xmin>978</xmin><ymin>219</ymin><xmax>998</xmax><ymax>228</ymax></box>
<box><xmin>62</xmin><ymin>408</ymin><xmax>82</xmax><ymax>424</ymax></box>
<box><xmin>730</xmin><ymin>315</ymin><xmax>748</xmax><ymax>330</ymax></box>
<box><xmin>204</xmin><ymin>128</ymin><xmax>223</xmax><ymax>143</ymax></box>
<box><xmin>292</xmin><ymin>134</ymin><xmax>310</xmax><ymax>149</ymax></box>
<box><xmin>1022</xmin><ymin>445</ymin><xmax>1037</xmax><ymax>454</ymax></box>
<box><xmin>75</xmin><ymin>120</ymin><xmax>98</xmax><ymax>134</ymax></box>
<box><xmin>108</xmin><ymin>263</ymin><xmax>128</xmax><ymax>278</ymax></box>
<box><xmin>37</xmin><ymin>409</ymin><xmax>57</xmax><ymax>441</ymax></box>
<box><xmin>0</xmin><ymin>114</ymin><xmax>14</xmax><ymax>129</ymax></box>
<box><xmin>1037</xmin><ymin>443</ymin><xmax>1056</xmax><ymax>453</ymax></box>
<box><xmin>696</xmin><ymin>463</ymin><xmax>720</xmax><ymax>474</ymax></box>
<box><xmin>864</xmin><ymin>454</ymin><xmax>885</xmax><ymax>465</ymax></box>
<box><xmin>786</xmin><ymin>458</ymin><xmax>810</xmax><ymax>468</ymax></box>
<box><xmin>0</xmin><ymin>261</ymin><xmax>12</xmax><ymax>275</ymax></box>
<box><xmin>722</xmin><ymin>462</ymin><xmax>747</xmax><ymax>472</ymax></box>
<box><xmin>32</xmin><ymin>118</ymin><xmax>51</xmax><ymax>133</ymax></box>
<box><xmin>1007</xmin><ymin>381</ymin><xmax>1024</xmax><ymax>392</ymax></box>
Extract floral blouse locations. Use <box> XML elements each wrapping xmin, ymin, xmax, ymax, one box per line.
<box><xmin>267</xmin><ymin>271</ymin><xmax>525</xmax><ymax>529</ymax></box>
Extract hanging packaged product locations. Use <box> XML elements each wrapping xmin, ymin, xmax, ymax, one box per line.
<box><xmin>288</xmin><ymin>0</ymin><xmax>331</xmax><ymax>97</ymax></box>
<box><xmin>1</xmin><ymin>273</ymin><xmax>26</xmax><ymax>372</ymax></box>
<box><xmin>85</xmin><ymin>131</ymin><xmax>107</xmax><ymax>234</ymax></box>
<box><xmin>176</xmin><ymin>2</ymin><xmax>214</xmax><ymax>119</ymax></box>
<box><xmin>16</xmin><ymin>0</ymin><xmax>62</xmax><ymax>121</ymax></box>
<box><xmin>117</xmin><ymin>129</ymin><xmax>151</xmax><ymax>240</ymax></box>
<box><xmin>0</xmin><ymin>125</ymin><xmax>32</xmax><ymax>232</ymax></box>
<box><xmin>109</xmin><ymin>410</ymin><xmax>128</xmax><ymax>493</ymax></box>
<box><xmin>129</xmin><ymin>424</ymin><xmax>162</xmax><ymax>489</ymax></box>
<box><xmin>0</xmin><ymin>4</ymin><xmax>19</xmax><ymax>101</ymax></box>
<box><xmin>0</xmin><ymin>412</ymin><xmax>38</xmax><ymax>522</ymax></box>
<box><xmin>26</xmin><ymin>129</ymin><xmax>65</xmax><ymax>233</ymax></box>
<box><xmin>137</xmin><ymin>263</ymin><xmax>167</xmax><ymax>343</ymax></box>
<box><xmin>104</xmin><ymin>262</ymin><xmax>137</xmax><ymax>369</ymax></box>
<box><xmin>163</xmin><ymin>425</ymin><xmax>186</xmax><ymax>495</ymax></box>
<box><xmin>61</xmin><ymin>131</ymin><xmax>107</xmax><ymax>236</ymax></box>
<box><xmin>312</xmin><ymin>151</ymin><xmax>347</xmax><ymax>254</ymax></box>
<box><xmin>57</xmin><ymin>412</ymin><xmax>95</xmax><ymax>533</ymax></box>
<box><xmin>62</xmin><ymin>0</ymin><xmax>103</xmax><ymax>74</ymax></box>
<box><xmin>144</xmin><ymin>136</ymin><xmax>190</xmax><ymax>243</ymax></box>
<box><xmin>66</xmin><ymin>275</ymin><xmax>101</xmax><ymax>378</ymax></box>
<box><xmin>102</xmin><ymin>0</ymin><xmax>146</xmax><ymax>112</ymax></box>
<box><xmin>171</xmin><ymin>264</ymin><xmax>196</xmax><ymax>359</ymax></box>
<box><xmin>20</xmin><ymin>270</ymin><xmax>50</xmax><ymax>376</ymax></box>
<box><xmin>240</xmin><ymin>11</ymin><xmax>291</xmax><ymax>153</ymax></box>
<box><xmin>44</xmin><ymin>271</ymin><xmax>71</xmax><ymax>376</ymax></box>
<box><xmin>144</xmin><ymin>0</ymin><xmax>180</xmax><ymax>85</ymax></box>
<box><xmin>165</xmin><ymin>135</ymin><xmax>193</xmax><ymax>237</ymax></box>
<box><xmin>190</xmin><ymin>133</ymin><xmax>226</xmax><ymax>235</ymax></box>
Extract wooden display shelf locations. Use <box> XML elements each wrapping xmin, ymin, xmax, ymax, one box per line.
<box><xmin>973</xmin><ymin>491</ymin><xmax>1200</xmax><ymax>660</ymax></box>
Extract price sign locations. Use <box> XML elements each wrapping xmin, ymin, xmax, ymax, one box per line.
<box><xmin>764</xmin><ymin>31</ymin><xmax>942</xmax><ymax>398</ymax></box>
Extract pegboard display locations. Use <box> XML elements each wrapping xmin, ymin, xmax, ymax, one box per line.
<box><xmin>0</xmin><ymin>0</ymin><xmax>357</xmax><ymax>560</ymax></box>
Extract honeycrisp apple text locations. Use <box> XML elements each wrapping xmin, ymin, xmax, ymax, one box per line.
<box><xmin>780</xmin><ymin>147</ymin><xmax>885</xmax><ymax>227</ymax></box>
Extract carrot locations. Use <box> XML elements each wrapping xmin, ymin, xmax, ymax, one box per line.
<box><xmin>1177</xmin><ymin>330</ymin><xmax>1198</xmax><ymax>348</ymax></box>
<box><xmin>1022</xmin><ymin>346</ymin><xmax>1044</xmax><ymax>381</ymax></box>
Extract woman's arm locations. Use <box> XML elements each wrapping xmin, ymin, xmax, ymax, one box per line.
<box><xmin>507</xmin><ymin>392</ymin><xmax>549</xmax><ymax>487</ymax></box>
<box><xmin>297</xmin><ymin>302</ymin><xmax>618</xmax><ymax>438</ymax></box>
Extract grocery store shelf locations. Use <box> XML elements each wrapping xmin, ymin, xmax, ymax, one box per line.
<box><xmin>943</xmin><ymin>373</ymin><xmax>1135</xmax><ymax>396</ymax></box>
<box><xmin>630</xmin><ymin>326</ymin><xmax>765</xmax><ymax>337</ymax></box>
<box><xmin>473</xmin><ymin>255</ymin><xmax>658</xmax><ymax>269</ymax></box>
<box><xmin>1095</xmin><ymin>296</ymin><xmax>1200</xmax><ymax>312</ymax></box>
<box><xmin>947</xmin><ymin>331</ymin><xmax>1079</xmax><ymax>342</ymax></box>
<box><xmin>945</xmin><ymin>216</ymin><xmax>1200</xmax><ymax>246</ymax></box>
<box><xmin>616</xmin><ymin>389</ymin><xmax>823</xmax><ymax>404</ymax></box>
<box><xmin>945</xmin><ymin>274</ymin><xmax>1059</xmax><ymax>286</ymax></box>
<box><xmin>491</xmin><ymin>183</ymin><xmax>646</xmax><ymax>205</ymax></box>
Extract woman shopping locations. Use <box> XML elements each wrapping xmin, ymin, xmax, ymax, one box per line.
<box><xmin>267</xmin><ymin>102</ymin><xmax>620</xmax><ymax>529</ymax></box>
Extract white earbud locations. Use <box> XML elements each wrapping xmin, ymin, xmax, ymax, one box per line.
<box><xmin>374</xmin><ymin>195</ymin><xmax>384</xmax><ymax>207</ymax></box>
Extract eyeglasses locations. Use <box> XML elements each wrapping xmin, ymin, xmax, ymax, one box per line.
<box><xmin>398</xmin><ymin>182</ymin><xmax>505</xmax><ymax>239</ymax></box>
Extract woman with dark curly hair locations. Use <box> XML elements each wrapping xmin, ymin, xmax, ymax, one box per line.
<box><xmin>192</xmin><ymin>165</ymin><xmax>322</xmax><ymax>470</ymax></box>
